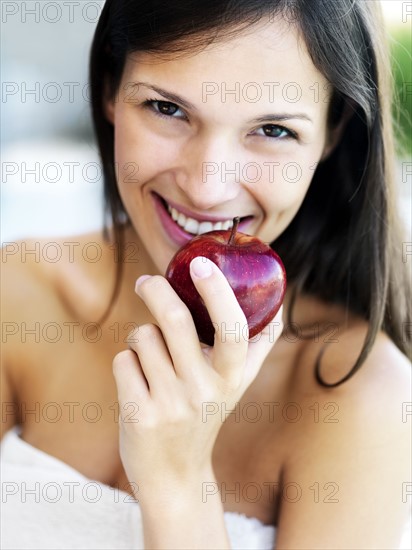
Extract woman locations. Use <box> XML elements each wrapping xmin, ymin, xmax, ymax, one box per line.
<box><xmin>2</xmin><ymin>0</ymin><xmax>411</xmax><ymax>548</ymax></box>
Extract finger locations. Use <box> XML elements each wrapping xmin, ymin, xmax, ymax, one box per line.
<box><xmin>135</xmin><ymin>275</ymin><xmax>206</xmax><ymax>378</ymax></box>
<box><xmin>189</xmin><ymin>256</ymin><xmax>249</xmax><ymax>383</ymax></box>
<box><xmin>112</xmin><ymin>349</ymin><xmax>149</xmax><ymax>408</ymax></box>
<box><xmin>126</xmin><ymin>323</ymin><xmax>178</xmax><ymax>398</ymax></box>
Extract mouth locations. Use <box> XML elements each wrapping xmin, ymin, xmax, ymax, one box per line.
<box><xmin>151</xmin><ymin>192</ymin><xmax>253</xmax><ymax>246</ymax></box>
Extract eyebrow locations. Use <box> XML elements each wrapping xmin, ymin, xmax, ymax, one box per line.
<box><xmin>250</xmin><ymin>113</ymin><xmax>313</xmax><ymax>124</ymax></box>
<box><xmin>132</xmin><ymin>81</ymin><xmax>313</xmax><ymax>124</ymax></box>
<box><xmin>131</xmin><ymin>81</ymin><xmax>198</xmax><ymax>112</ymax></box>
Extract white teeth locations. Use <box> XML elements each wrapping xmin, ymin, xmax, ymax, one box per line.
<box><xmin>177</xmin><ymin>212</ymin><xmax>186</xmax><ymax>226</ymax></box>
<box><xmin>166</xmin><ymin>202</ymin><xmax>235</xmax><ymax>235</ymax></box>
<box><xmin>198</xmin><ymin>221</ymin><xmax>213</xmax><ymax>235</ymax></box>
<box><xmin>184</xmin><ymin>218</ymin><xmax>199</xmax><ymax>234</ymax></box>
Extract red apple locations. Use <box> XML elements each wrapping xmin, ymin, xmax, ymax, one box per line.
<box><xmin>165</xmin><ymin>217</ymin><xmax>286</xmax><ymax>346</ymax></box>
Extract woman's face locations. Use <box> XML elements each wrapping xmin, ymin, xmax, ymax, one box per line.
<box><xmin>106</xmin><ymin>19</ymin><xmax>335</xmax><ymax>274</ymax></box>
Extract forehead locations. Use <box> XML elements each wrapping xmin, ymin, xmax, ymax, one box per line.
<box><xmin>122</xmin><ymin>18</ymin><xmax>331</xmax><ymax>111</ymax></box>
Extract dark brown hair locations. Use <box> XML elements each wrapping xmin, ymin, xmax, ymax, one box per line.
<box><xmin>88</xmin><ymin>0</ymin><xmax>411</xmax><ymax>387</ymax></box>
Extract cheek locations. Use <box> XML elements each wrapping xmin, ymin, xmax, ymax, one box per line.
<box><xmin>255</xmin><ymin>158</ymin><xmax>315</xmax><ymax>212</ymax></box>
<box><xmin>255</xmin><ymin>161</ymin><xmax>315</xmax><ymax>243</ymax></box>
<box><xmin>113</xmin><ymin>115</ymin><xmax>180</xmax><ymax>191</ymax></box>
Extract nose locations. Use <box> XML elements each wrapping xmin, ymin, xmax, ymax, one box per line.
<box><xmin>175</xmin><ymin>133</ymin><xmax>243</xmax><ymax>211</ymax></box>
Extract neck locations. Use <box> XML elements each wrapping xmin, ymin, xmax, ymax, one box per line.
<box><xmin>99</xmin><ymin>223</ymin><xmax>159</xmax><ymax>326</ymax></box>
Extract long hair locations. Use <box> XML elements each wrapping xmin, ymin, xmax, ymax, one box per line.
<box><xmin>88</xmin><ymin>0</ymin><xmax>411</xmax><ymax>387</ymax></box>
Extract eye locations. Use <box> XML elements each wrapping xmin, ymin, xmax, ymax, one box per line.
<box><xmin>254</xmin><ymin>124</ymin><xmax>297</xmax><ymax>140</ymax></box>
<box><xmin>143</xmin><ymin>99</ymin><xmax>187</xmax><ymax>120</ymax></box>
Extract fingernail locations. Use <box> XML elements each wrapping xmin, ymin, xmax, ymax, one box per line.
<box><xmin>190</xmin><ymin>256</ymin><xmax>213</xmax><ymax>279</ymax></box>
<box><xmin>135</xmin><ymin>274</ymin><xmax>151</xmax><ymax>293</ymax></box>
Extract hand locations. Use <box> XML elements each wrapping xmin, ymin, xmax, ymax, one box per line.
<box><xmin>112</xmin><ymin>256</ymin><xmax>284</xmax><ymax>503</ymax></box>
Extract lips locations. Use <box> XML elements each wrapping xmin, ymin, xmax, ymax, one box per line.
<box><xmin>151</xmin><ymin>192</ymin><xmax>253</xmax><ymax>246</ymax></box>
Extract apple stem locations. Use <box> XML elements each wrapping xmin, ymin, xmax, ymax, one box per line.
<box><xmin>228</xmin><ymin>217</ymin><xmax>240</xmax><ymax>245</ymax></box>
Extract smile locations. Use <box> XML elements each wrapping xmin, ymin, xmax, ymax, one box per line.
<box><xmin>152</xmin><ymin>192</ymin><xmax>254</xmax><ymax>246</ymax></box>
<box><xmin>166</xmin><ymin>203</ymin><xmax>234</xmax><ymax>236</ymax></box>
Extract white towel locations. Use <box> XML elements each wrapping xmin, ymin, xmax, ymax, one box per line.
<box><xmin>0</xmin><ymin>427</ymin><xmax>276</xmax><ymax>549</ymax></box>
<box><xmin>2</xmin><ymin>426</ymin><xmax>411</xmax><ymax>549</ymax></box>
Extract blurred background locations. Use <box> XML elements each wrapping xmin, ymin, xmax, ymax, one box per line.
<box><xmin>1</xmin><ymin>0</ymin><xmax>411</xmax><ymax>243</ymax></box>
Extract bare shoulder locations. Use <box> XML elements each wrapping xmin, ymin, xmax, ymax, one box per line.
<box><xmin>287</xmin><ymin>317</ymin><xmax>411</xmax><ymax>449</ymax></box>
<box><xmin>278</xmin><ymin>293</ymin><xmax>411</xmax><ymax>421</ymax></box>
<box><xmin>2</xmin><ymin>230</ymin><xmax>115</xmax><ymax>322</ymax></box>
<box><xmin>274</xmin><ymin>316</ymin><xmax>411</xmax><ymax>548</ymax></box>
<box><xmin>0</xmin><ymin>230</ymin><xmax>117</xmax><ymax>437</ymax></box>
<box><xmin>1</xmin><ymin>236</ymin><xmax>58</xmax><ymax>436</ymax></box>
<box><xmin>1</xmin><ymin>230</ymin><xmax>109</xmax><ymax>280</ymax></box>
<box><xmin>294</xmin><ymin>318</ymin><xmax>411</xmax><ymax>404</ymax></box>
<box><xmin>0</xmin><ymin>231</ymin><xmax>113</xmax><ymax>426</ymax></box>
<box><xmin>1</xmin><ymin>236</ymin><xmax>57</xmax><ymax>328</ymax></box>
